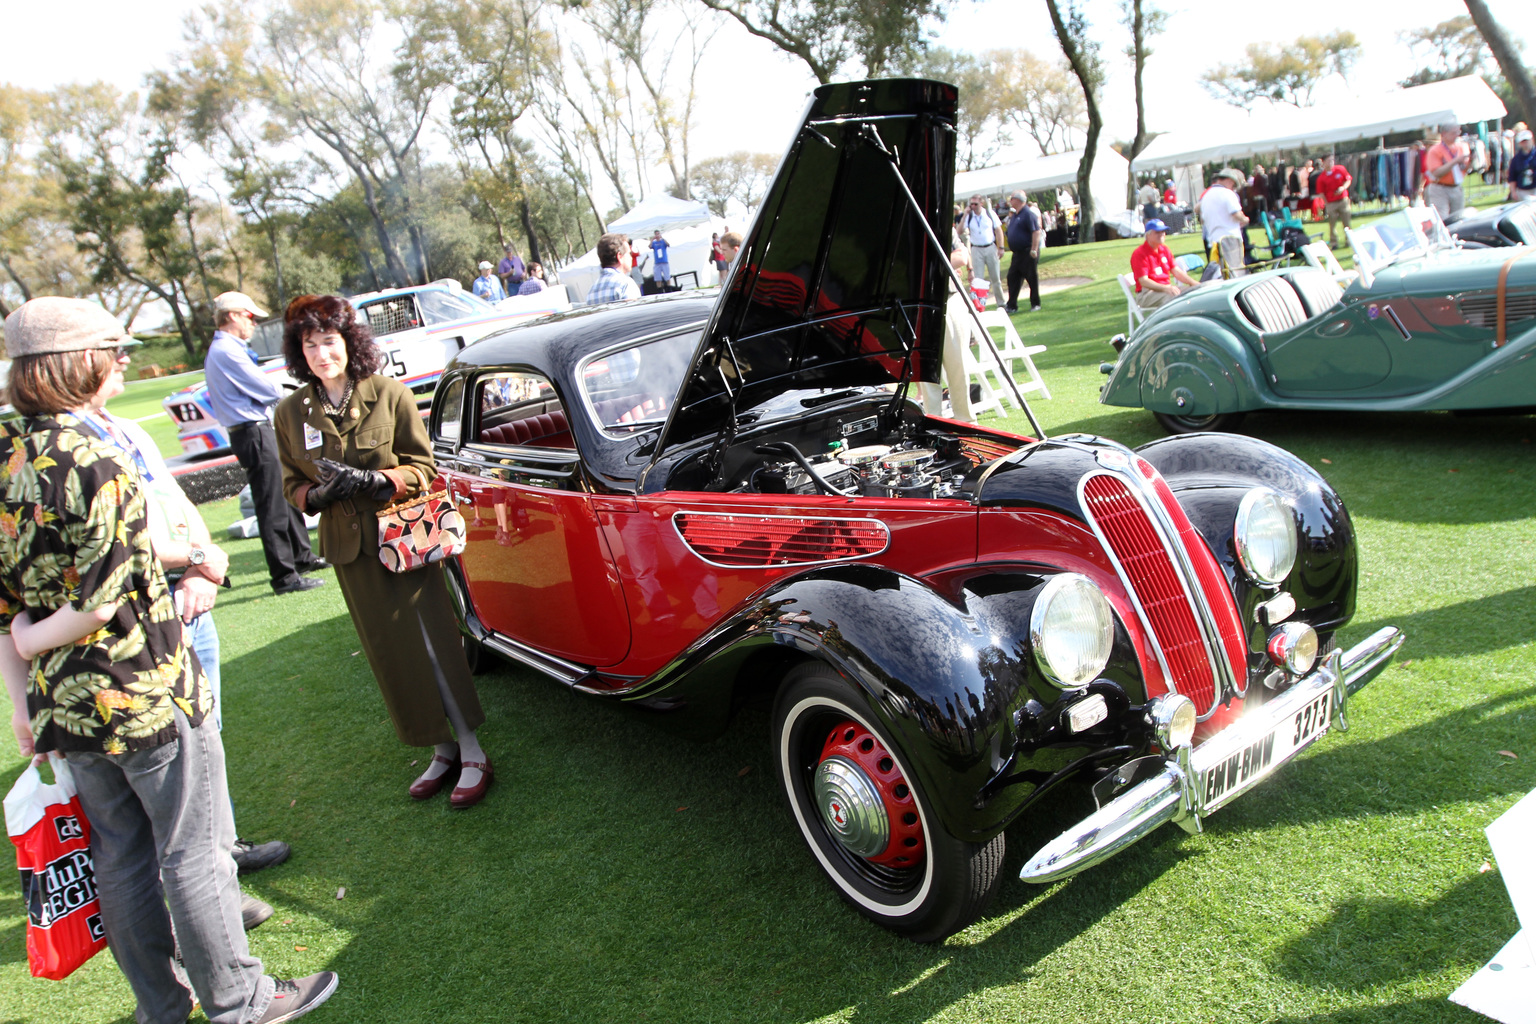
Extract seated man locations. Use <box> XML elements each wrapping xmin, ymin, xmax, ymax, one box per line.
<box><xmin>1131</xmin><ymin>219</ymin><xmax>1199</xmax><ymax>311</ymax></box>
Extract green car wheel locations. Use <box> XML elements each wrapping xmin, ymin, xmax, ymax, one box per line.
<box><xmin>1153</xmin><ymin>411</ymin><xmax>1247</xmax><ymax>434</ymax></box>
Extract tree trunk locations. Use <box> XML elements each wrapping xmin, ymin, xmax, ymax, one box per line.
<box><xmin>0</xmin><ymin>254</ymin><xmax>33</xmax><ymax>302</ymax></box>
<box><xmin>1126</xmin><ymin>0</ymin><xmax>1152</xmax><ymax>208</ymax></box>
<box><xmin>1464</xmin><ymin>0</ymin><xmax>1536</xmax><ymax>126</ymax></box>
<box><xmin>266</xmin><ymin>221</ymin><xmax>286</xmax><ymax>310</ymax></box>
<box><xmin>1045</xmin><ymin>0</ymin><xmax>1102</xmax><ymax>243</ymax></box>
<box><xmin>519</xmin><ymin>196</ymin><xmax>542</xmax><ymax>265</ymax></box>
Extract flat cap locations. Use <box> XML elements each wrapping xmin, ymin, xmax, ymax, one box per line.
<box><xmin>1215</xmin><ymin>167</ymin><xmax>1246</xmax><ymax>184</ymax></box>
<box><xmin>3</xmin><ymin>297</ymin><xmax>138</xmax><ymax>358</ymax></box>
<box><xmin>214</xmin><ymin>291</ymin><xmax>268</xmax><ymax>318</ymax></box>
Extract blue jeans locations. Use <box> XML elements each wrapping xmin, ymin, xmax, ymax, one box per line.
<box><xmin>186</xmin><ymin>611</ymin><xmax>222</xmax><ymax>731</ymax></box>
<box><xmin>66</xmin><ymin>709</ymin><xmax>274</xmax><ymax>1024</ymax></box>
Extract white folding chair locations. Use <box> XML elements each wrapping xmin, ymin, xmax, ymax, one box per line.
<box><xmin>1299</xmin><ymin>241</ymin><xmax>1358</xmax><ymax>285</ymax></box>
<box><xmin>1119</xmin><ymin>273</ymin><xmax>1148</xmax><ymax>334</ymax></box>
<box><xmin>975</xmin><ymin>308</ymin><xmax>1051</xmax><ymax>401</ymax></box>
<box><xmin>959</xmin><ymin>322</ymin><xmax>1006</xmax><ymax>419</ymax></box>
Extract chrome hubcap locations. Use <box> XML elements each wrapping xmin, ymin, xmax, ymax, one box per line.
<box><xmin>813</xmin><ymin>755</ymin><xmax>890</xmax><ymax>858</ymax></box>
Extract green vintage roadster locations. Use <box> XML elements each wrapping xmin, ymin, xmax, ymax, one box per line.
<box><xmin>1100</xmin><ymin>206</ymin><xmax>1536</xmax><ymax>434</ymax></box>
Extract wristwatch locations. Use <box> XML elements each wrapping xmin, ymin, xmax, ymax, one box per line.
<box><xmin>188</xmin><ymin>546</ymin><xmax>207</xmax><ymax>566</ymax></box>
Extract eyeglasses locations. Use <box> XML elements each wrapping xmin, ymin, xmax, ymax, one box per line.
<box><xmin>97</xmin><ymin>345</ymin><xmax>131</xmax><ymax>361</ymax></box>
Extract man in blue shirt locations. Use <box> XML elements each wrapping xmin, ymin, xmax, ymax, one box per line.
<box><xmin>1511</xmin><ymin>129</ymin><xmax>1536</xmax><ymax>200</ymax></box>
<box><xmin>203</xmin><ymin>292</ymin><xmax>325</xmax><ymax>595</ymax></box>
<box><xmin>587</xmin><ymin>233</ymin><xmax>642</xmax><ymax>305</ymax></box>
<box><xmin>1004</xmin><ymin>191</ymin><xmax>1044</xmax><ymax>313</ymax></box>
<box><xmin>472</xmin><ymin>261</ymin><xmax>506</xmax><ymax>302</ymax></box>
<box><xmin>649</xmin><ymin>230</ymin><xmax>671</xmax><ymax>289</ymax></box>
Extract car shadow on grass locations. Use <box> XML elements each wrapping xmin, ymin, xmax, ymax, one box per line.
<box><xmin>1349</xmin><ymin>586</ymin><xmax>1536</xmax><ymax>660</ymax></box>
<box><xmin>1269</xmin><ymin>873</ymin><xmax>1517</xmax><ymax>994</ymax></box>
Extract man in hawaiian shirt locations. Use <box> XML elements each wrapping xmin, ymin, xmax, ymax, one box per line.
<box><xmin>0</xmin><ymin>297</ymin><xmax>337</xmax><ymax>1024</ymax></box>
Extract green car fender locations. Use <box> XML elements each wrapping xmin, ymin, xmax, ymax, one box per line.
<box><xmin>1101</xmin><ymin>316</ymin><xmax>1269</xmax><ymax>416</ymax></box>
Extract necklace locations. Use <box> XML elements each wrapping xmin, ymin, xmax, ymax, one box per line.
<box><xmin>318</xmin><ymin>378</ymin><xmax>354</xmax><ymax>417</ymax></box>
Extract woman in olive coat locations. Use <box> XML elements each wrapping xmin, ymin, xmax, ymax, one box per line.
<box><xmin>274</xmin><ymin>295</ymin><xmax>493</xmax><ymax>807</ymax></box>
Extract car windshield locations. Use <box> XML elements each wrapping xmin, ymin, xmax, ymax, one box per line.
<box><xmin>580</xmin><ymin>332</ymin><xmax>698</xmax><ymax>434</ymax></box>
<box><xmin>418</xmin><ymin>288</ymin><xmax>492</xmax><ymax>325</ymax></box>
<box><xmin>1347</xmin><ymin>206</ymin><xmax>1454</xmax><ymax>288</ymax></box>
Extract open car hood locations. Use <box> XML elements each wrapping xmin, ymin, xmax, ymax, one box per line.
<box><xmin>655</xmin><ymin>78</ymin><xmax>958</xmax><ymax>453</ymax></box>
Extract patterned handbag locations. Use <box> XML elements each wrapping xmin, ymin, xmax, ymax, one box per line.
<box><xmin>376</xmin><ymin>490</ymin><xmax>467</xmax><ymax>573</ymax></box>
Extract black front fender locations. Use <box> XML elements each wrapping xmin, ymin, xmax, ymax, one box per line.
<box><xmin>620</xmin><ymin>562</ymin><xmax>1148</xmax><ymax>842</ymax></box>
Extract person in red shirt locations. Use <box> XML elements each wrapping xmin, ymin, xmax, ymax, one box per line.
<box><xmin>1130</xmin><ymin>219</ymin><xmax>1198</xmax><ymax>311</ymax></box>
<box><xmin>1162</xmin><ymin>180</ymin><xmax>1177</xmax><ymax>204</ymax></box>
<box><xmin>1316</xmin><ymin>153</ymin><xmax>1353</xmax><ymax>248</ymax></box>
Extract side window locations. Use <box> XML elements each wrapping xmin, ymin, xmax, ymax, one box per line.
<box><xmin>472</xmin><ymin>372</ymin><xmax>574</xmax><ymax>451</ymax></box>
<box><xmin>361</xmin><ymin>296</ymin><xmax>420</xmax><ymax>337</ymax></box>
<box><xmin>434</xmin><ymin>377</ymin><xmax>464</xmax><ymax>443</ymax></box>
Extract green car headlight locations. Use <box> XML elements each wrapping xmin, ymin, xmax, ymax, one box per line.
<box><xmin>1030</xmin><ymin>574</ymin><xmax>1115</xmax><ymax>689</ymax></box>
<box><xmin>1234</xmin><ymin>488</ymin><xmax>1297</xmax><ymax>586</ymax></box>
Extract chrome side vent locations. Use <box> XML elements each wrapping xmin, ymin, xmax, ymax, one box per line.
<box><xmin>1460</xmin><ymin>292</ymin><xmax>1536</xmax><ymax>328</ymax></box>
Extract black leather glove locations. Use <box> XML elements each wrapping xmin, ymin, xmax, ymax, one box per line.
<box><xmin>314</xmin><ymin>458</ymin><xmax>395</xmax><ymax>504</ymax></box>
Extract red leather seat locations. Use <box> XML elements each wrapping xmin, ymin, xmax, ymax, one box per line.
<box><xmin>479</xmin><ymin>410</ymin><xmax>571</xmax><ymax>447</ymax></box>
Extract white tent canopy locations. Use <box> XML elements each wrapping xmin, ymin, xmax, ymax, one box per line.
<box><xmin>954</xmin><ymin>146</ymin><xmax>1130</xmax><ymax>220</ymax></box>
<box><xmin>1131</xmin><ymin>75</ymin><xmax>1508</xmax><ymax>171</ymax></box>
<box><xmin>606</xmin><ymin>194</ymin><xmax>712</xmax><ymax>235</ymax></box>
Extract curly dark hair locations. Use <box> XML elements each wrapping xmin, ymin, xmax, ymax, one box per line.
<box><xmin>281</xmin><ymin>294</ymin><xmax>383</xmax><ymax>386</ymax></box>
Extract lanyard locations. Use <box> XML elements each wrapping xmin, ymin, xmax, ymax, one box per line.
<box><xmin>72</xmin><ymin>412</ymin><xmax>157</xmax><ymax>484</ymax></box>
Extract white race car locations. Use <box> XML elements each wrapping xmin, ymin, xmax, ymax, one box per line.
<box><xmin>164</xmin><ymin>279</ymin><xmax>569</xmax><ymax>456</ymax></box>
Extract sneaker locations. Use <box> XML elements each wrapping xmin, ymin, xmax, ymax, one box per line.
<box><xmin>255</xmin><ymin>973</ymin><xmax>339</xmax><ymax>1024</ymax></box>
<box><xmin>1030</xmin><ymin>304</ymin><xmax>1042</xmax><ymax>312</ymax></box>
<box><xmin>273</xmin><ymin>576</ymin><xmax>324</xmax><ymax>595</ymax></box>
<box><xmin>233</xmin><ymin>838</ymin><xmax>292</xmax><ymax>874</ymax></box>
<box><xmin>242</xmin><ymin>894</ymin><xmax>274</xmax><ymax>931</ymax></box>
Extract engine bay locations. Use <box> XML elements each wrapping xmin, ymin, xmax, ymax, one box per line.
<box><xmin>664</xmin><ymin>393</ymin><xmax>1024</xmax><ymax>500</ymax></box>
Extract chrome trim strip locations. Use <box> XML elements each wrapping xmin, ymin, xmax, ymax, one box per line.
<box><xmin>1020</xmin><ymin>626</ymin><xmax>1402</xmax><ymax>883</ymax></box>
<box><xmin>669</xmin><ymin>509</ymin><xmax>892</xmax><ymax>569</ymax></box>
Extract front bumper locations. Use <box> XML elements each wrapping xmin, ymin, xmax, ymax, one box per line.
<box><xmin>1020</xmin><ymin>626</ymin><xmax>1403</xmax><ymax>883</ymax></box>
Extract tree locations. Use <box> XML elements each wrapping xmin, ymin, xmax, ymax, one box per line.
<box><xmin>1463</xmin><ymin>0</ymin><xmax>1536</xmax><ymax>127</ymax></box>
<box><xmin>41</xmin><ymin>84</ymin><xmax>222</xmax><ymax>355</ymax></box>
<box><xmin>989</xmin><ymin>49</ymin><xmax>1087</xmax><ymax>156</ymax></box>
<box><xmin>258</xmin><ymin>0</ymin><xmax>449</xmax><ymax>287</ymax></box>
<box><xmin>695</xmin><ymin>0</ymin><xmax>947</xmax><ymax>84</ymax></box>
<box><xmin>895</xmin><ymin>47</ymin><xmax>1007</xmax><ymax>170</ymax></box>
<box><xmin>1201</xmin><ymin>31</ymin><xmax>1362</xmax><ymax>109</ymax></box>
<box><xmin>1044</xmin><ymin>0</ymin><xmax>1103</xmax><ymax>243</ymax></box>
<box><xmin>690</xmin><ymin>151</ymin><xmax>776</xmax><ymax>217</ymax></box>
<box><xmin>1400</xmin><ymin>15</ymin><xmax>1490</xmax><ymax>86</ymax></box>
<box><xmin>1121</xmin><ymin>0</ymin><xmax>1166</xmax><ymax>202</ymax></box>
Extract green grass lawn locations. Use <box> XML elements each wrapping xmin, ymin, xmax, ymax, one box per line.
<box><xmin>3</xmin><ymin>224</ymin><xmax>1533</xmax><ymax>1024</ymax></box>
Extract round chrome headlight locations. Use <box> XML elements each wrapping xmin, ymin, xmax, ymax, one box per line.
<box><xmin>1030</xmin><ymin>574</ymin><xmax>1115</xmax><ymax>689</ymax></box>
<box><xmin>1234</xmin><ymin>488</ymin><xmax>1297</xmax><ymax>586</ymax></box>
<box><xmin>1267</xmin><ymin>621</ymin><xmax>1319</xmax><ymax>675</ymax></box>
<box><xmin>1147</xmin><ymin>693</ymin><xmax>1197</xmax><ymax>749</ymax></box>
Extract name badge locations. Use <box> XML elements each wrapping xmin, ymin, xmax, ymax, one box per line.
<box><xmin>303</xmin><ymin>423</ymin><xmax>323</xmax><ymax>450</ymax></box>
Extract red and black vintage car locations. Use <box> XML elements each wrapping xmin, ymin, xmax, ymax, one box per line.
<box><xmin>429</xmin><ymin>79</ymin><xmax>1402</xmax><ymax>941</ymax></box>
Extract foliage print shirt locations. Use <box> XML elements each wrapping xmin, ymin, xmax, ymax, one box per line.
<box><xmin>0</xmin><ymin>414</ymin><xmax>209</xmax><ymax>754</ymax></box>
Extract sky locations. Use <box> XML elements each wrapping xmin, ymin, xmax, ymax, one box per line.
<box><xmin>6</xmin><ymin>0</ymin><xmax>1535</xmax><ymax>199</ymax></box>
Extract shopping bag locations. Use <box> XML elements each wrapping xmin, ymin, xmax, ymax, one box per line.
<box><xmin>5</xmin><ymin>755</ymin><xmax>108</xmax><ymax>980</ymax></box>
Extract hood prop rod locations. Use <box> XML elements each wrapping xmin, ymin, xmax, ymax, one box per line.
<box><xmin>860</xmin><ymin>122</ymin><xmax>1046</xmax><ymax>440</ymax></box>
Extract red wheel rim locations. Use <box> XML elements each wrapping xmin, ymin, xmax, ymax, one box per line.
<box><xmin>817</xmin><ymin>719</ymin><xmax>925</xmax><ymax>868</ymax></box>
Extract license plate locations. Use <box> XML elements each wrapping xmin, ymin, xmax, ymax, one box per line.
<box><xmin>1199</xmin><ymin>688</ymin><xmax>1332</xmax><ymax>811</ymax></box>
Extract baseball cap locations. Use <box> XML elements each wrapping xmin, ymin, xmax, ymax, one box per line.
<box><xmin>1518</xmin><ymin>130</ymin><xmax>1533</xmax><ymax>143</ymax></box>
<box><xmin>478</xmin><ymin>261</ymin><xmax>493</xmax><ymax>269</ymax></box>
<box><xmin>213</xmin><ymin>291</ymin><xmax>268</xmax><ymax>318</ymax></box>
<box><xmin>3</xmin><ymin>297</ymin><xmax>141</xmax><ymax>358</ymax></box>
<box><xmin>1144</xmin><ymin>219</ymin><xmax>1168</xmax><ymax>234</ymax></box>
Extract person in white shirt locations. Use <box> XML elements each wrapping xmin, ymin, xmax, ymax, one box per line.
<box><xmin>1199</xmin><ymin>169</ymin><xmax>1251</xmax><ymax>278</ymax></box>
<box><xmin>961</xmin><ymin>194</ymin><xmax>1004</xmax><ymax>306</ymax></box>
